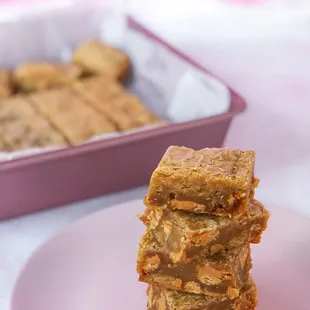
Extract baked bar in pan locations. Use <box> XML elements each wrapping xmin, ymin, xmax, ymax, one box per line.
<box><xmin>28</xmin><ymin>87</ymin><xmax>116</xmax><ymax>145</ymax></box>
<box><xmin>14</xmin><ymin>62</ymin><xmax>82</xmax><ymax>92</ymax></box>
<box><xmin>0</xmin><ymin>69</ymin><xmax>14</xmax><ymax>99</ymax></box>
<box><xmin>73</xmin><ymin>77</ymin><xmax>158</xmax><ymax>130</ymax></box>
<box><xmin>0</xmin><ymin>96</ymin><xmax>67</xmax><ymax>150</ymax></box>
<box><xmin>72</xmin><ymin>40</ymin><xmax>130</xmax><ymax>80</ymax></box>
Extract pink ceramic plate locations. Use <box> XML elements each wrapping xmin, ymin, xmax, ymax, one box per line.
<box><xmin>10</xmin><ymin>200</ymin><xmax>310</xmax><ymax>310</ymax></box>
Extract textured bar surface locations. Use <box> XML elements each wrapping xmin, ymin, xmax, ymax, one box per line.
<box><xmin>72</xmin><ymin>77</ymin><xmax>158</xmax><ymax>130</ymax></box>
<box><xmin>139</xmin><ymin>199</ymin><xmax>269</xmax><ymax>263</ymax></box>
<box><xmin>28</xmin><ymin>87</ymin><xmax>116</xmax><ymax>145</ymax></box>
<box><xmin>0</xmin><ymin>96</ymin><xmax>67</xmax><ymax>150</ymax></box>
<box><xmin>145</xmin><ymin>146</ymin><xmax>257</xmax><ymax>216</ymax></box>
<box><xmin>72</xmin><ymin>40</ymin><xmax>130</xmax><ymax>79</ymax></box>
<box><xmin>147</xmin><ymin>277</ymin><xmax>257</xmax><ymax>310</ymax></box>
<box><xmin>14</xmin><ymin>63</ymin><xmax>82</xmax><ymax>92</ymax></box>
<box><xmin>0</xmin><ymin>69</ymin><xmax>13</xmax><ymax>99</ymax></box>
<box><xmin>137</xmin><ymin>232</ymin><xmax>252</xmax><ymax>298</ymax></box>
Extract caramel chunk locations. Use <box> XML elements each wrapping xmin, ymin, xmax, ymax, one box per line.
<box><xmin>146</xmin><ymin>277</ymin><xmax>257</xmax><ymax>310</ymax></box>
<box><xmin>0</xmin><ymin>96</ymin><xmax>67</xmax><ymax>150</ymax></box>
<box><xmin>27</xmin><ymin>87</ymin><xmax>116</xmax><ymax>145</ymax></box>
<box><xmin>72</xmin><ymin>76</ymin><xmax>158</xmax><ymax>130</ymax></box>
<box><xmin>137</xmin><ymin>232</ymin><xmax>252</xmax><ymax>298</ymax></box>
<box><xmin>72</xmin><ymin>40</ymin><xmax>130</xmax><ymax>80</ymax></box>
<box><xmin>145</xmin><ymin>146</ymin><xmax>257</xmax><ymax>216</ymax></box>
<box><xmin>140</xmin><ymin>199</ymin><xmax>269</xmax><ymax>263</ymax></box>
<box><xmin>0</xmin><ymin>69</ymin><xmax>14</xmax><ymax>99</ymax></box>
<box><xmin>14</xmin><ymin>62</ymin><xmax>82</xmax><ymax>92</ymax></box>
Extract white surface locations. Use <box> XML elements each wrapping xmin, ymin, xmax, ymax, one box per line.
<box><xmin>1</xmin><ymin>1</ymin><xmax>310</xmax><ymax>309</ymax></box>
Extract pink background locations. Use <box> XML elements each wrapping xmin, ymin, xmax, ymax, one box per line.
<box><xmin>1</xmin><ymin>1</ymin><xmax>310</xmax><ymax>309</ymax></box>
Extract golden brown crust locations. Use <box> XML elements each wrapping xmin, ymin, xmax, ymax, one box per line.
<box><xmin>137</xmin><ymin>231</ymin><xmax>252</xmax><ymax>298</ymax></box>
<box><xmin>145</xmin><ymin>146</ymin><xmax>257</xmax><ymax>216</ymax></box>
<box><xmin>27</xmin><ymin>87</ymin><xmax>116</xmax><ymax>145</ymax></box>
<box><xmin>14</xmin><ymin>62</ymin><xmax>82</xmax><ymax>92</ymax></box>
<box><xmin>0</xmin><ymin>96</ymin><xmax>67</xmax><ymax>150</ymax></box>
<box><xmin>147</xmin><ymin>277</ymin><xmax>257</xmax><ymax>310</ymax></box>
<box><xmin>72</xmin><ymin>76</ymin><xmax>159</xmax><ymax>130</ymax></box>
<box><xmin>0</xmin><ymin>69</ymin><xmax>14</xmax><ymax>99</ymax></box>
<box><xmin>72</xmin><ymin>40</ymin><xmax>130</xmax><ymax>80</ymax></box>
<box><xmin>139</xmin><ymin>199</ymin><xmax>269</xmax><ymax>263</ymax></box>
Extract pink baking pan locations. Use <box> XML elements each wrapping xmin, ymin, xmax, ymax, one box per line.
<box><xmin>0</xmin><ymin>15</ymin><xmax>246</xmax><ymax>220</ymax></box>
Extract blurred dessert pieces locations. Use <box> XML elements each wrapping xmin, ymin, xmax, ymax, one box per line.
<box><xmin>28</xmin><ymin>87</ymin><xmax>116</xmax><ymax>146</ymax></box>
<box><xmin>0</xmin><ymin>96</ymin><xmax>68</xmax><ymax>150</ymax></box>
<box><xmin>13</xmin><ymin>62</ymin><xmax>82</xmax><ymax>92</ymax></box>
<box><xmin>137</xmin><ymin>146</ymin><xmax>270</xmax><ymax>310</ymax></box>
<box><xmin>72</xmin><ymin>40</ymin><xmax>130</xmax><ymax>80</ymax></box>
<box><xmin>72</xmin><ymin>76</ymin><xmax>159</xmax><ymax>131</ymax></box>
<box><xmin>0</xmin><ymin>69</ymin><xmax>14</xmax><ymax>99</ymax></box>
<box><xmin>147</xmin><ymin>277</ymin><xmax>258</xmax><ymax>310</ymax></box>
<box><xmin>14</xmin><ymin>62</ymin><xmax>82</xmax><ymax>92</ymax></box>
<box><xmin>0</xmin><ymin>39</ymin><xmax>162</xmax><ymax>152</ymax></box>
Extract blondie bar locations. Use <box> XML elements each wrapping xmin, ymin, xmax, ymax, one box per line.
<box><xmin>72</xmin><ymin>40</ymin><xmax>130</xmax><ymax>80</ymax></box>
<box><xmin>146</xmin><ymin>277</ymin><xmax>257</xmax><ymax>310</ymax></box>
<box><xmin>139</xmin><ymin>199</ymin><xmax>269</xmax><ymax>263</ymax></box>
<box><xmin>0</xmin><ymin>69</ymin><xmax>13</xmax><ymax>99</ymax></box>
<box><xmin>145</xmin><ymin>146</ymin><xmax>257</xmax><ymax>216</ymax></box>
<box><xmin>0</xmin><ymin>96</ymin><xmax>67</xmax><ymax>150</ymax></box>
<box><xmin>73</xmin><ymin>77</ymin><xmax>158</xmax><ymax>130</ymax></box>
<box><xmin>14</xmin><ymin>62</ymin><xmax>82</xmax><ymax>92</ymax></box>
<box><xmin>28</xmin><ymin>87</ymin><xmax>116</xmax><ymax>145</ymax></box>
<box><xmin>137</xmin><ymin>232</ymin><xmax>252</xmax><ymax>298</ymax></box>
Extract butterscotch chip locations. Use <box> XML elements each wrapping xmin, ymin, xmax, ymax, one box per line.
<box><xmin>184</xmin><ymin>281</ymin><xmax>202</xmax><ymax>294</ymax></box>
<box><xmin>0</xmin><ymin>69</ymin><xmax>13</xmax><ymax>99</ymax></box>
<box><xmin>0</xmin><ymin>96</ymin><xmax>67</xmax><ymax>150</ymax></box>
<box><xmin>14</xmin><ymin>62</ymin><xmax>82</xmax><ymax>92</ymax></box>
<box><xmin>72</xmin><ymin>40</ymin><xmax>130</xmax><ymax>80</ymax></box>
<box><xmin>140</xmin><ymin>199</ymin><xmax>269</xmax><ymax>263</ymax></box>
<box><xmin>147</xmin><ymin>277</ymin><xmax>258</xmax><ymax>310</ymax></box>
<box><xmin>137</xmin><ymin>231</ymin><xmax>251</xmax><ymax>298</ymax></box>
<box><xmin>28</xmin><ymin>87</ymin><xmax>116</xmax><ymax>145</ymax></box>
<box><xmin>145</xmin><ymin>146</ymin><xmax>257</xmax><ymax>216</ymax></box>
<box><xmin>142</xmin><ymin>255</ymin><xmax>161</xmax><ymax>273</ymax></box>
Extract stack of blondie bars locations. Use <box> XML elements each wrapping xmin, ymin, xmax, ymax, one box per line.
<box><xmin>137</xmin><ymin>146</ymin><xmax>269</xmax><ymax>309</ymax></box>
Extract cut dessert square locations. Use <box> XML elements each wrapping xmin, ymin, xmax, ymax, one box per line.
<box><xmin>14</xmin><ymin>62</ymin><xmax>82</xmax><ymax>92</ymax></box>
<box><xmin>146</xmin><ymin>277</ymin><xmax>257</xmax><ymax>310</ymax></box>
<box><xmin>28</xmin><ymin>87</ymin><xmax>116</xmax><ymax>145</ymax></box>
<box><xmin>137</xmin><ymin>231</ymin><xmax>252</xmax><ymax>298</ymax></box>
<box><xmin>0</xmin><ymin>69</ymin><xmax>13</xmax><ymax>99</ymax></box>
<box><xmin>0</xmin><ymin>96</ymin><xmax>67</xmax><ymax>150</ymax></box>
<box><xmin>145</xmin><ymin>146</ymin><xmax>257</xmax><ymax>216</ymax></box>
<box><xmin>73</xmin><ymin>77</ymin><xmax>159</xmax><ymax>130</ymax></box>
<box><xmin>72</xmin><ymin>40</ymin><xmax>130</xmax><ymax>80</ymax></box>
<box><xmin>139</xmin><ymin>199</ymin><xmax>269</xmax><ymax>263</ymax></box>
